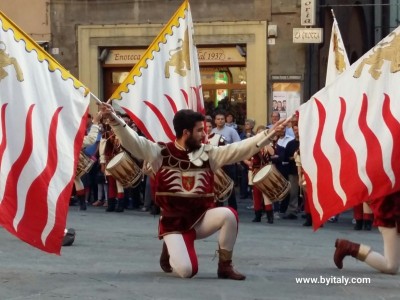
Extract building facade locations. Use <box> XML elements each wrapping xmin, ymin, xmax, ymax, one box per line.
<box><xmin>2</xmin><ymin>0</ymin><xmax>396</xmax><ymax>128</ymax></box>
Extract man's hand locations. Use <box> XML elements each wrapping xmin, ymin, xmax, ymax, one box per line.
<box><xmin>92</xmin><ymin>111</ymin><xmax>102</xmax><ymax>125</ymax></box>
<box><xmin>269</xmin><ymin>119</ymin><xmax>286</xmax><ymax>136</ymax></box>
<box><xmin>98</xmin><ymin>102</ymin><xmax>120</xmax><ymax>125</ymax></box>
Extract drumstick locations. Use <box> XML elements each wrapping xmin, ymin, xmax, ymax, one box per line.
<box><xmin>256</xmin><ymin>114</ymin><xmax>295</xmax><ymax>148</ymax></box>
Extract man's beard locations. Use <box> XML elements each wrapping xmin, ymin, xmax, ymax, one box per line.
<box><xmin>186</xmin><ymin>135</ymin><xmax>201</xmax><ymax>152</ymax></box>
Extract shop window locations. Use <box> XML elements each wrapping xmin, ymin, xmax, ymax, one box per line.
<box><xmin>201</xmin><ymin>66</ymin><xmax>247</xmax><ymax>128</ymax></box>
<box><xmin>112</xmin><ymin>71</ymin><xmax>130</xmax><ymax>84</ymax></box>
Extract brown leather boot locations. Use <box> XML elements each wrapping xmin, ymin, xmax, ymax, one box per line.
<box><xmin>217</xmin><ymin>248</ymin><xmax>246</xmax><ymax>280</ymax></box>
<box><xmin>160</xmin><ymin>242</ymin><xmax>172</xmax><ymax>273</ymax></box>
<box><xmin>333</xmin><ymin>239</ymin><xmax>371</xmax><ymax>269</ymax></box>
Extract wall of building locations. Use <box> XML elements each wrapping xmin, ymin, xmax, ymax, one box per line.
<box><xmin>0</xmin><ymin>0</ymin><xmax>50</xmax><ymax>42</ymax></box>
<box><xmin>2</xmin><ymin>1</ymin><xmax>384</xmax><ymax>125</ymax></box>
<box><xmin>50</xmin><ymin>0</ymin><xmax>271</xmax><ymax>77</ymax></box>
<box><xmin>267</xmin><ymin>0</ymin><xmax>306</xmax><ymax>121</ymax></box>
<box><xmin>49</xmin><ymin>0</ymin><xmax>275</xmax><ymax>124</ymax></box>
<box><xmin>317</xmin><ymin>1</ymin><xmax>376</xmax><ymax>92</ymax></box>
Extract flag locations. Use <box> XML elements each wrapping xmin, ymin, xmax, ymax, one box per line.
<box><xmin>298</xmin><ymin>26</ymin><xmax>400</xmax><ymax>229</ymax></box>
<box><xmin>109</xmin><ymin>0</ymin><xmax>204</xmax><ymax>142</ymax></box>
<box><xmin>325</xmin><ymin>12</ymin><xmax>350</xmax><ymax>86</ymax></box>
<box><xmin>0</xmin><ymin>11</ymin><xmax>90</xmax><ymax>254</ymax></box>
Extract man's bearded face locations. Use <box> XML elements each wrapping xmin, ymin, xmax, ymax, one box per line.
<box><xmin>186</xmin><ymin>133</ymin><xmax>202</xmax><ymax>152</ymax></box>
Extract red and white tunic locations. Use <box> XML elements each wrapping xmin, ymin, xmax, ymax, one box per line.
<box><xmin>111</xmin><ymin>120</ymin><xmax>273</xmax><ymax>238</ymax></box>
<box><xmin>155</xmin><ymin>142</ymin><xmax>215</xmax><ymax>236</ymax></box>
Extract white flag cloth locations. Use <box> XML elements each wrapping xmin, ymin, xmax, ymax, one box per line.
<box><xmin>110</xmin><ymin>0</ymin><xmax>204</xmax><ymax>142</ymax></box>
<box><xmin>0</xmin><ymin>11</ymin><xmax>90</xmax><ymax>254</ymax></box>
<box><xmin>325</xmin><ymin>16</ymin><xmax>350</xmax><ymax>85</ymax></box>
<box><xmin>299</xmin><ymin>26</ymin><xmax>400</xmax><ymax>229</ymax></box>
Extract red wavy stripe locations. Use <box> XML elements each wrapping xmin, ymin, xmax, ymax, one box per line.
<box><xmin>192</xmin><ymin>85</ymin><xmax>205</xmax><ymax>114</ymax></box>
<box><xmin>143</xmin><ymin>101</ymin><xmax>176</xmax><ymax>141</ymax></box>
<box><xmin>16</xmin><ymin>107</ymin><xmax>63</xmax><ymax>253</ymax></box>
<box><xmin>303</xmin><ymin>171</ymin><xmax>317</xmax><ymax>230</ymax></box>
<box><xmin>0</xmin><ymin>103</ymin><xmax>8</xmax><ymax>168</ymax></box>
<box><xmin>49</xmin><ymin>110</ymin><xmax>90</xmax><ymax>255</ymax></box>
<box><xmin>312</xmin><ymin>99</ymin><xmax>342</xmax><ymax>228</ymax></box>
<box><xmin>382</xmin><ymin>93</ymin><xmax>400</xmax><ymax>190</ymax></box>
<box><xmin>358</xmin><ymin>94</ymin><xmax>391</xmax><ymax>196</ymax></box>
<box><xmin>164</xmin><ymin>94</ymin><xmax>178</xmax><ymax>114</ymax></box>
<box><xmin>0</xmin><ymin>105</ymin><xmax>35</xmax><ymax>234</ymax></box>
<box><xmin>123</xmin><ymin>108</ymin><xmax>156</xmax><ymax>142</ymax></box>
<box><xmin>181</xmin><ymin>89</ymin><xmax>189</xmax><ymax>107</ymax></box>
<box><xmin>336</xmin><ymin>97</ymin><xmax>369</xmax><ymax>202</ymax></box>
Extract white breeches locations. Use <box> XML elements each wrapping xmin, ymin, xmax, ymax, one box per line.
<box><xmin>163</xmin><ymin>207</ymin><xmax>239</xmax><ymax>278</ymax></box>
<box><xmin>364</xmin><ymin>227</ymin><xmax>400</xmax><ymax>274</ymax></box>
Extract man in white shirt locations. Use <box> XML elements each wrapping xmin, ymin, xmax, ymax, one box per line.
<box><xmin>212</xmin><ymin>111</ymin><xmax>241</xmax><ymax>210</ymax></box>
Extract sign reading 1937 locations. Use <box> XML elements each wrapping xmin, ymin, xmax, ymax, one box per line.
<box><xmin>198</xmin><ymin>49</ymin><xmax>226</xmax><ymax>60</ymax></box>
<box><xmin>197</xmin><ymin>48</ymin><xmax>245</xmax><ymax>63</ymax></box>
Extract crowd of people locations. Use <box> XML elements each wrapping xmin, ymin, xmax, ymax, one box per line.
<box><xmin>67</xmin><ymin>107</ymin><xmax>399</xmax><ymax>278</ymax></box>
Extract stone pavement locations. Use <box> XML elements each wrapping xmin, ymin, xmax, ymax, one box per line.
<box><xmin>0</xmin><ymin>198</ymin><xmax>399</xmax><ymax>300</ymax></box>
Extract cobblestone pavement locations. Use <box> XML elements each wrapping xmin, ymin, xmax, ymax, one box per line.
<box><xmin>0</xmin><ymin>197</ymin><xmax>399</xmax><ymax>300</ymax></box>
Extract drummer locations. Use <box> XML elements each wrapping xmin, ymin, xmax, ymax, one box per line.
<box><xmin>100</xmin><ymin>105</ymin><xmax>285</xmax><ymax>281</ymax></box>
<box><xmin>99</xmin><ymin>125</ymin><xmax>125</xmax><ymax>212</ymax></box>
<box><xmin>243</xmin><ymin>125</ymin><xmax>275</xmax><ymax>224</ymax></box>
<box><xmin>73</xmin><ymin>112</ymin><xmax>102</xmax><ymax>211</ymax></box>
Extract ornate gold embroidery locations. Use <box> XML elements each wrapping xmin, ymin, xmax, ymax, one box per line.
<box><xmin>0</xmin><ymin>41</ymin><xmax>24</xmax><ymax>82</ymax></box>
<box><xmin>354</xmin><ymin>32</ymin><xmax>400</xmax><ymax>80</ymax></box>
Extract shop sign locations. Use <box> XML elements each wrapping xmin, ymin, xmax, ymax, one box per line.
<box><xmin>104</xmin><ymin>49</ymin><xmax>145</xmax><ymax>65</ymax></box>
<box><xmin>105</xmin><ymin>47</ymin><xmax>245</xmax><ymax>65</ymax></box>
<box><xmin>293</xmin><ymin>28</ymin><xmax>323</xmax><ymax>44</ymax></box>
<box><xmin>198</xmin><ymin>47</ymin><xmax>245</xmax><ymax>64</ymax></box>
<box><xmin>301</xmin><ymin>0</ymin><xmax>316</xmax><ymax>26</ymax></box>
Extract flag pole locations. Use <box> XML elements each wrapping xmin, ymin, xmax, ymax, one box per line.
<box><xmin>331</xmin><ymin>9</ymin><xmax>336</xmax><ymax>20</ymax></box>
<box><xmin>90</xmin><ymin>92</ymin><xmax>103</xmax><ymax>105</ymax></box>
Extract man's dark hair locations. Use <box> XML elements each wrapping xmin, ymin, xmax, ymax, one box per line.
<box><xmin>173</xmin><ymin>109</ymin><xmax>205</xmax><ymax>138</ymax></box>
<box><xmin>214</xmin><ymin>110</ymin><xmax>226</xmax><ymax>119</ymax></box>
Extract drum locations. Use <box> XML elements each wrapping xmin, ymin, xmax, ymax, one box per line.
<box><xmin>252</xmin><ymin>164</ymin><xmax>290</xmax><ymax>202</ymax></box>
<box><xmin>76</xmin><ymin>151</ymin><xmax>95</xmax><ymax>178</ymax></box>
<box><xmin>214</xmin><ymin>168</ymin><xmax>234</xmax><ymax>202</ymax></box>
<box><xmin>106</xmin><ymin>152</ymin><xmax>143</xmax><ymax>188</ymax></box>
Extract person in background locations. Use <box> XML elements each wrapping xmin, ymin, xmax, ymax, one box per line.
<box><xmin>282</xmin><ymin>122</ymin><xmax>300</xmax><ymax>220</ymax></box>
<box><xmin>270</xmin><ymin>123</ymin><xmax>293</xmax><ymax>218</ymax></box>
<box><xmin>239</xmin><ymin>119</ymin><xmax>255</xmax><ymax>199</ymax></box>
<box><xmin>225</xmin><ymin>112</ymin><xmax>238</xmax><ymax>132</ymax></box>
<box><xmin>267</xmin><ymin>111</ymin><xmax>281</xmax><ymax>129</ymax></box>
<box><xmin>244</xmin><ymin>125</ymin><xmax>275</xmax><ymax>223</ymax></box>
<box><xmin>353</xmin><ymin>202</ymin><xmax>373</xmax><ymax>231</ymax></box>
<box><xmin>99</xmin><ymin>126</ymin><xmax>125</xmax><ymax>212</ymax></box>
<box><xmin>212</xmin><ymin>111</ymin><xmax>241</xmax><ymax>211</ymax></box>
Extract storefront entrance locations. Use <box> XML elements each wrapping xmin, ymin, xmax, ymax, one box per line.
<box><xmin>101</xmin><ymin>46</ymin><xmax>247</xmax><ymax>131</ymax></box>
<box><xmin>201</xmin><ymin>66</ymin><xmax>247</xmax><ymax>127</ymax></box>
